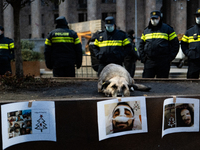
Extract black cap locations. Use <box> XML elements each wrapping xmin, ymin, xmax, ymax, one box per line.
<box><xmin>194</xmin><ymin>8</ymin><xmax>200</xmax><ymax>16</ymax></box>
<box><xmin>150</xmin><ymin>10</ymin><xmax>161</xmax><ymax>19</ymax></box>
<box><xmin>56</xmin><ymin>16</ymin><xmax>68</xmax><ymax>26</ymax></box>
<box><xmin>105</xmin><ymin>16</ymin><xmax>115</xmax><ymax>26</ymax></box>
<box><xmin>0</xmin><ymin>26</ymin><xmax>4</xmax><ymax>31</ymax></box>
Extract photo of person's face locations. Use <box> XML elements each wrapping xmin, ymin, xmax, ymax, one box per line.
<box><xmin>181</xmin><ymin>109</ymin><xmax>192</xmax><ymax>126</ymax></box>
<box><xmin>112</xmin><ymin>104</ymin><xmax>134</xmax><ymax>133</ymax></box>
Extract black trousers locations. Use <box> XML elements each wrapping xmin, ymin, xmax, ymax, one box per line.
<box><xmin>0</xmin><ymin>62</ymin><xmax>12</xmax><ymax>75</ymax></box>
<box><xmin>53</xmin><ymin>66</ymin><xmax>75</xmax><ymax>77</ymax></box>
<box><xmin>124</xmin><ymin>61</ymin><xmax>136</xmax><ymax>78</ymax></box>
<box><xmin>187</xmin><ymin>59</ymin><xmax>200</xmax><ymax>79</ymax></box>
<box><xmin>142</xmin><ymin>59</ymin><xmax>170</xmax><ymax>78</ymax></box>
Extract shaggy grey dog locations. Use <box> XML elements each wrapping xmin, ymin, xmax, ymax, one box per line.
<box><xmin>98</xmin><ymin>63</ymin><xmax>151</xmax><ymax>97</ymax></box>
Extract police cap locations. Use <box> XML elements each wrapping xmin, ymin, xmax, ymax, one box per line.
<box><xmin>105</xmin><ymin>16</ymin><xmax>115</xmax><ymax>26</ymax></box>
<box><xmin>194</xmin><ymin>8</ymin><xmax>200</xmax><ymax>16</ymax></box>
<box><xmin>150</xmin><ymin>10</ymin><xmax>161</xmax><ymax>19</ymax></box>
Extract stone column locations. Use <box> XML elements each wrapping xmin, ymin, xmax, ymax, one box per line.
<box><xmin>31</xmin><ymin>0</ymin><xmax>41</xmax><ymax>39</ymax></box>
<box><xmin>0</xmin><ymin>0</ymin><xmax>3</xmax><ymax>26</ymax></box>
<box><xmin>116</xmin><ymin>0</ymin><xmax>126</xmax><ymax>31</ymax></box>
<box><xmin>145</xmin><ymin>0</ymin><xmax>156</xmax><ymax>26</ymax></box>
<box><xmin>4</xmin><ymin>4</ymin><xmax>14</xmax><ymax>39</ymax></box>
<box><xmin>171</xmin><ymin>0</ymin><xmax>187</xmax><ymax>35</ymax></box>
<box><xmin>59</xmin><ymin>0</ymin><xmax>70</xmax><ymax>21</ymax></box>
<box><xmin>87</xmin><ymin>0</ymin><xmax>98</xmax><ymax>21</ymax></box>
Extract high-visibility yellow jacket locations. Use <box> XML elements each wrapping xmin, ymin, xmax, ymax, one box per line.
<box><xmin>44</xmin><ymin>27</ymin><xmax>82</xmax><ymax>69</ymax></box>
<box><xmin>93</xmin><ymin>29</ymin><xmax>131</xmax><ymax>64</ymax></box>
<box><xmin>138</xmin><ymin>22</ymin><xmax>179</xmax><ymax>63</ymax></box>
<box><xmin>181</xmin><ymin>24</ymin><xmax>200</xmax><ymax>60</ymax></box>
<box><xmin>0</xmin><ymin>34</ymin><xmax>15</xmax><ymax>74</ymax></box>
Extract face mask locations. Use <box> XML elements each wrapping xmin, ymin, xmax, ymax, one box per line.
<box><xmin>196</xmin><ymin>17</ymin><xmax>200</xmax><ymax>24</ymax></box>
<box><xmin>151</xmin><ymin>19</ymin><xmax>159</xmax><ymax>26</ymax></box>
<box><xmin>106</xmin><ymin>26</ymin><xmax>114</xmax><ymax>32</ymax></box>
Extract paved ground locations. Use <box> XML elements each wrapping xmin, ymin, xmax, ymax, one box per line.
<box><xmin>1</xmin><ymin>78</ymin><xmax>200</xmax><ymax>101</ymax></box>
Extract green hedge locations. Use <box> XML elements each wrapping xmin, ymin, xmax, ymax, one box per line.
<box><xmin>21</xmin><ymin>40</ymin><xmax>42</xmax><ymax>61</ymax></box>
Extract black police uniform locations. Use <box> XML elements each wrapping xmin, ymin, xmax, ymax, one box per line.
<box><xmin>93</xmin><ymin>17</ymin><xmax>132</xmax><ymax>76</ymax></box>
<box><xmin>44</xmin><ymin>16</ymin><xmax>82</xmax><ymax>77</ymax></box>
<box><xmin>0</xmin><ymin>29</ymin><xmax>15</xmax><ymax>75</ymax></box>
<box><xmin>138</xmin><ymin>11</ymin><xmax>179</xmax><ymax>78</ymax></box>
<box><xmin>124</xmin><ymin>34</ymin><xmax>139</xmax><ymax>78</ymax></box>
<box><xmin>89</xmin><ymin>31</ymin><xmax>101</xmax><ymax>72</ymax></box>
<box><xmin>181</xmin><ymin>9</ymin><xmax>200</xmax><ymax>79</ymax></box>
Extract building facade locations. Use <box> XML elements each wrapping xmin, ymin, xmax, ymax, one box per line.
<box><xmin>1</xmin><ymin>0</ymin><xmax>200</xmax><ymax>42</ymax></box>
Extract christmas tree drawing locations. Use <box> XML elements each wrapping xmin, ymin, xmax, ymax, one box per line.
<box><xmin>35</xmin><ymin>115</ymin><xmax>47</xmax><ymax>132</ymax></box>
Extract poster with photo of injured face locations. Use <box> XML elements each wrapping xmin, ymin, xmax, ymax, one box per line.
<box><xmin>162</xmin><ymin>98</ymin><xmax>199</xmax><ymax>137</ymax></box>
<box><xmin>1</xmin><ymin>101</ymin><xmax>56</xmax><ymax>150</ymax></box>
<box><xmin>97</xmin><ymin>96</ymin><xmax>148</xmax><ymax>141</ymax></box>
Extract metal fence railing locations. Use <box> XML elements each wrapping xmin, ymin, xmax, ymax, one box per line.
<box><xmin>75</xmin><ymin>55</ymin><xmax>98</xmax><ymax>78</ymax></box>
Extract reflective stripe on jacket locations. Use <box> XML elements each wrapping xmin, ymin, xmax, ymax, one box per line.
<box><xmin>138</xmin><ymin>22</ymin><xmax>179</xmax><ymax>62</ymax></box>
<box><xmin>181</xmin><ymin>24</ymin><xmax>200</xmax><ymax>60</ymax></box>
<box><xmin>93</xmin><ymin>29</ymin><xmax>132</xmax><ymax>64</ymax></box>
<box><xmin>0</xmin><ymin>34</ymin><xmax>15</xmax><ymax>63</ymax></box>
<box><xmin>44</xmin><ymin>27</ymin><xmax>82</xmax><ymax>69</ymax></box>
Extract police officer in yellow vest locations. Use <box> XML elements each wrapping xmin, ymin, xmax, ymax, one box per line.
<box><xmin>0</xmin><ymin>26</ymin><xmax>15</xmax><ymax>76</ymax></box>
<box><xmin>93</xmin><ymin>16</ymin><xmax>132</xmax><ymax>76</ymax></box>
<box><xmin>181</xmin><ymin>8</ymin><xmax>200</xmax><ymax>79</ymax></box>
<box><xmin>138</xmin><ymin>11</ymin><xmax>179</xmax><ymax>78</ymax></box>
<box><xmin>44</xmin><ymin>16</ymin><xmax>82</xmax><ymax>77</ymax></box>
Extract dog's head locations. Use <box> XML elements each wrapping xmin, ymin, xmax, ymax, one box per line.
<box><xmin>101</xmin><ymin>77</ymin><xmax>130</xmax><ymax>97</ymax></box>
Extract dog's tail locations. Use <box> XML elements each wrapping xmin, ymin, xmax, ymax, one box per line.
<box><xmin>130</xmin><ymin>84</ymin><xmax>151</xmax><ymax>91</ymax></box>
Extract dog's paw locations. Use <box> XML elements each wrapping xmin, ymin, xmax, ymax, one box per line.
<box><xmin>130</xmin><ymin>87</ymin><xmax>134</xmax><ymax>92</ymax></box>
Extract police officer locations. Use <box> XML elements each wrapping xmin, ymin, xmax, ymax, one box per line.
<box><xmin>88</xmin><ymin>31</ymin><xmax>101</xmax><ymax>72</ymax></box>
<box><xmin>124</xmin><ymin>29</ymin><xmax>140</xmax><ymax>78</ymax></box>
<box><xmin>93</xmin><ymin>16</ymin><xmax>132</xmax><ymax>76</ymax></box>
<box><xmin>0</xmin><ymin>26</ymin><xmax>15</xmax><ymax>76</ymax></box>
<box><xmin>181</xmin><ymin>8</ymin><xmax>200</xmax><ymax>79</ymax></box>
<box><xmin>138</xmin><ymin>10</ymin><xmax>179</xmax><ymax>78</ymax></box>
<box><xmin>44</xmin><ymin>16</ymin><xmax>82</xmax><ymax>77</ymax></box>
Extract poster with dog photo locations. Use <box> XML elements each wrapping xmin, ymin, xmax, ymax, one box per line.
<box><xmin>97</xmin><ymin>96</ymin><xmax>148</xmax><ymax>141</ymax></box>
<box><xmin>162</xmin><ymin>98</ymin><xmax>199</xmax><ymax>137</ymax></box>
<box><xmin>1</xmin><ymin>101</ymin><xmax>56</xmax><ymax>150</ymax></box>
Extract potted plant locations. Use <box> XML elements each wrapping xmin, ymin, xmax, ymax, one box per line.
<box><xmin>11</xmin><ymin>40</ymin><xmax>42</xmax><ymax>76</ymax></box>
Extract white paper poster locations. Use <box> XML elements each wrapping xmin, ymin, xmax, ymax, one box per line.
<box><xmin>162</xmin><ymin>98</ymin><xmax>199</xmax><ymax>137</ymax></box>
<box><xmin>97</xmin><ymin>96</ymin><xmax>148</xmax><ymax>141</ymax></box>
<box><xmin>1</xmin><ymin>101</ymin><xmax>56</xmax><ymax>150</ymax></box>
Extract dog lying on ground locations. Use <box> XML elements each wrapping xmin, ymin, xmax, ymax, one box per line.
<box><xmin>98</xmin><ymin>63</ymin><xmax>151</xmax><ymax>97</ymax></box>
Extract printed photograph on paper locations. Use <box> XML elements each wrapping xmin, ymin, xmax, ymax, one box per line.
<box><xmin>1</xmin><ymin>101</ymin><xmax>56</xmax><ymax>150</ymax></box>
<box><xmin>97</xmin><ymin>97</ymin><xmax>148</xmax><ymax>141</ymax></box>
<box><xmin>162</xmin><ymin>98</ymin><xmax>199</xmax><ymax>137</ymax></box>
<box><xmin>8</xmin><ymin>110</ymin><xmax>32</xmax><ymax>138</ymax></box>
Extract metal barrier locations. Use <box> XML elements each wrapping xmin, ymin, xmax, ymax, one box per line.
<box><xmin>75</xmin><ymin>54</ymin><xmax>98</xmax><ymax>77</ymax></box>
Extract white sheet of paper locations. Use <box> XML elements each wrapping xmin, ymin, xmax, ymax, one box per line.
<box><xmin>1</xmin><ymin>101</ymin><xmax>56</xmax><ymax>150</ymax></box>
<box><xmin>162</xmin><ymin>98</ymin><xmax>199</xmax><ymax>137</ymax></box>
<box><xmin>97</xmin><ymin>96</ymin><xmax>148</xmax><ymax>141</ymax></box>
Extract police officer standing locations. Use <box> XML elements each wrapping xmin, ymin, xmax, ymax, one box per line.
<box><xmin>93</xmin><ymin>16</ymin><xmax>132</xmax><ymax>76</ymax></box>
<box><xmin>0</xmin><ymin>26</ymin><xmax>15</xmax><ymax>76</ymax></box>
<box><xmin>124</xmin><ymin>29</ymin><xmax>140</xmax><ymax>78</ymax></box>
<box><xmin>44</xmin><ymin>16</ymin><xmax>82</xmax><ymax>77</ymax></box>
<box><xmin>138</xmin><ymin>10</ymin><xmax>179</xmax><ymax>78</ymax></box>
<box><xmin>181</xmin><ymin>8</ymin><xmax>200</xmax><ymax>79</ymax></box>
<box><xmin>88</xmin><ymin>30</ymin><xmax>101</xmax><ymax>72</ymax></box>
